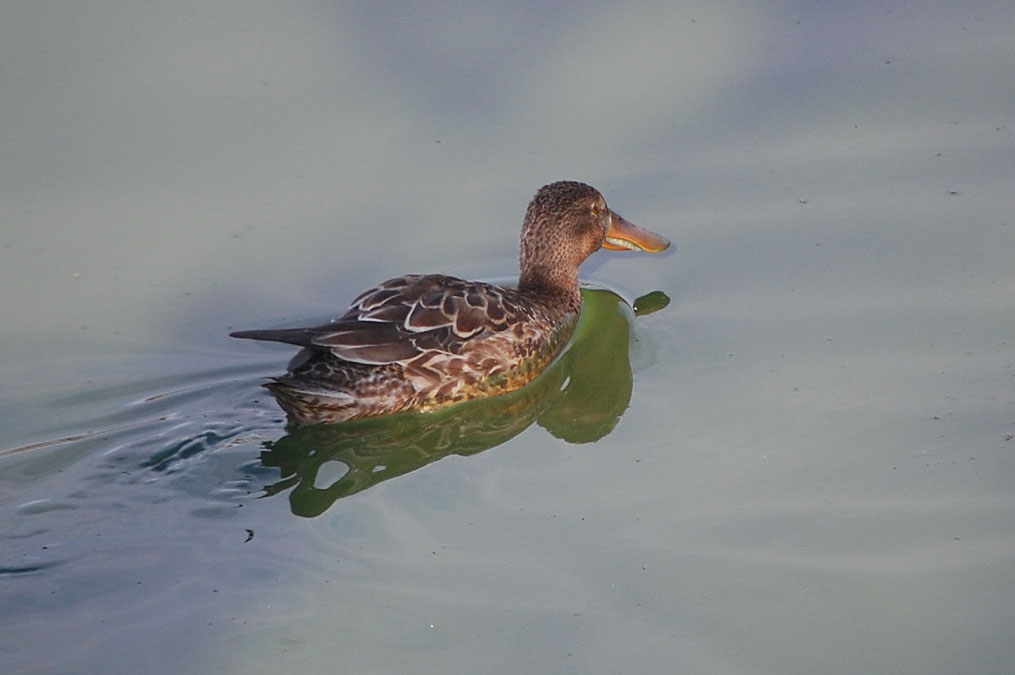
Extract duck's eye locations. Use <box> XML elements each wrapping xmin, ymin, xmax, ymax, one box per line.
<box><xmin>591</xmin><ymin>202</ymin><xmax>601</xmax><ymax>215</ymax></box>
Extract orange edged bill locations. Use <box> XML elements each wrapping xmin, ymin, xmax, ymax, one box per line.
<box><xmin>603</xmin><ymin>211</ymin><xmax>670</xmax><ymax>252</ymax></box>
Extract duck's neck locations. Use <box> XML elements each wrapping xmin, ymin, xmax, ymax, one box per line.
<box><xmin>518</xmin><ymin>264</ymin><xmax>583</xmax><ymax>315</ymax></box>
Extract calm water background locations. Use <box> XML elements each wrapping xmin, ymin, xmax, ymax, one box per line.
<box><xmin>2</xmin><ymin>2</ymin><xmax>1013</xmax><ymax>673</ymax></box>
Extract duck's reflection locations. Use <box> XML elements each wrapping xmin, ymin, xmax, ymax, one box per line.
<box><xmin>259</xmin><ymin>288</ymin><xmax>668</xmax><ymax>517</ymax></box>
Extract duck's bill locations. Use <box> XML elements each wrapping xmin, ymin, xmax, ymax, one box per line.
<box><xmin>604</xmin><ymin>211</ymin><xmax>670</xmax><ymax>252</ymax></box>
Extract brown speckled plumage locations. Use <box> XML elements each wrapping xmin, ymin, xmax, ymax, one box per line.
<box><xmin>232</xmin><ymin>181</ymin><xmax>669</xmax><ymax>424</ymax></box>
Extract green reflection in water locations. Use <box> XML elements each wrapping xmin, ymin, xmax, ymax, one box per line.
<box><xmin>259</xmin><ymin>288</ymin><xmax>668</xmax><ymax>517</ymax></box>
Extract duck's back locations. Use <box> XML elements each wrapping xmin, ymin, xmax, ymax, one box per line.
<box><xmin>233</xmin><ymin>274</ymin><xmax>579</xmax><ymax>424</ymax></box>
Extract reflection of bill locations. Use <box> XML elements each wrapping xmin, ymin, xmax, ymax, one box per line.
<box><xmin>259</xmin><ymin>288</ymin><xmax>669</xmax><ymax>517</ymax></box>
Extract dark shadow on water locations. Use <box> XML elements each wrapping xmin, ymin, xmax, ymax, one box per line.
<box><xmin>259</xmin><ymin>288</ymin><xmax>669</xmax><ymax>517</ymax></box>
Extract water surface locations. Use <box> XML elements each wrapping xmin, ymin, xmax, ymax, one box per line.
<box><xmin>2</xmin><ymin>3</ymin><xmax>1014</xmax><ymax>674</ymax></box>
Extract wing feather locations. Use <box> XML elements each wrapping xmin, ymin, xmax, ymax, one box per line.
<box><xmin>232</xmin><ymin>274</ymin><xmax>533</xmax><ymax>368</ymax></box>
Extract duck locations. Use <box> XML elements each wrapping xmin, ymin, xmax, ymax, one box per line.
<box><xmin>231</xmin><ymin>181</ymin><xmax>669</xmax><ymax>425</ymax></box>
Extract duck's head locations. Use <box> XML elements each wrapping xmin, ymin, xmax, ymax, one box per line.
<box><xmin>518</xmin><ymin>181</ymin><xmax>669</xmax><ymax>295</ymax></box>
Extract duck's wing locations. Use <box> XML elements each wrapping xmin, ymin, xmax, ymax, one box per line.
<box><xmin>231</xmin><ymin>275</ymin><xmax>523</xmax><ymax>366</ymax></box>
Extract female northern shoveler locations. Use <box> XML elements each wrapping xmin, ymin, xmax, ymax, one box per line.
<box><xmin>232</xmin><ymin>181</ymin><xmax>669</xmax><ymax>425</ymax></box>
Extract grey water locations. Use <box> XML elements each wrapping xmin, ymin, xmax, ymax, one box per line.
<box><xmin>2</xmin><ymin>3</ymin><xmax>1013</xmax><ymax>674</ymax></box>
